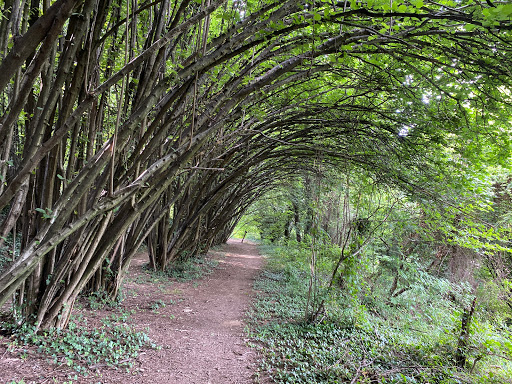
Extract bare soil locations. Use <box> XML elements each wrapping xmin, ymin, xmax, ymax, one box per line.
<box><xmin>0</xmin><ymin>239</ymin><xmax>266</xmax><ymax>384</ymax></box>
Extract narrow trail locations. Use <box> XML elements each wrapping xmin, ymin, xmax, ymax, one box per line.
<box><xmin>127</xmin><ymin>239</ymin><xmax>265</xmax><ymax>384</ymax></box>
<box><xmin>0</xmin><ymin>239</ymin><xmax>265</xmax><ymax>384</ymax></box>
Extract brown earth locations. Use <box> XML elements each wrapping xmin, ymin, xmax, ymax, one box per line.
<box><xmin>0</xmin><ymin>239</ymin><xmax>267</xmax><ymax>384</ymax></box>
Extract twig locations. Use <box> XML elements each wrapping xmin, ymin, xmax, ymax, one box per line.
<box><xmin>1</xmin><ymin>346</ymin><xmax>10</xmax><ymax>359</ymax></box>
<box><xmin>187</xmin><ymin>167</ymin><xmax>225</xmax><ymax>171</ymax></box>
<box><xmin>350</xmin><ymin>359</ymin><xmax>374</xmax><ymax>384</ymax></box>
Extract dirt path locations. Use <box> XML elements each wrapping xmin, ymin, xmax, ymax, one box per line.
<box><xmin>127</xmin><ymin>239</ymin><xmax>264</xmax><ymax>384</ymax></box>
<box><xmin>0</xmin><ymin>239</ymin><xmax>265</xmax><ymax>384</ymax></box>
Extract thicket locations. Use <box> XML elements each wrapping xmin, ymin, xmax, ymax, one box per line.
<box><xmin>243</xmin><ymin>171</ymin><xmax>512</xmax><ymax>383</ymax></box>
<box><xmin>248</xmin><ymin>242</ymin><xmax>512</xmax><ymax>383</ymax></box>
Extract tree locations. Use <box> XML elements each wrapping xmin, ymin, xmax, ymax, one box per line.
<box><xmin>0</xmin><ymin>0</ymin><xmax>511</xmax><ymax>330</ymax></box>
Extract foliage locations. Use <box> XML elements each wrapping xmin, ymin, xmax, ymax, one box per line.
<box><xmin>0</xmin><ymin>220</ymin><xmax>19</xmax><ymax>275</ymax></box>
<box><xmin>231</xmin><ymin>216</ymin><xmax>262</xmax><ymax>242</ymax></box>
<box><xmin>1</xmin><ymin>0</ymin><xmax>512</xmax><ymax>332</ymax></box>
<box><xmin>1</xmin><ymin>313</ymin><xmax>158</xmax><ymax>376</ymax></box>
<box><xmin>150</xmin><ymin>299</ymin><xmax>167</xmax><ymax>312</ymax></box>
<box><xmin>86</xmin><ymin>289</ymin><xmax>125</xmax><ymax>310</ymax></box>
<box><xmin>144</xmin><ymin>255</ymin><xmax>219</xmax><ymax>282</ymax></box>
<box><xmin>249</xmin><ymin>242</ymin><xmax>512</xmax><ymax>383</ymax></box>
<box><xmin>0</xmin><ymin>241</ymin><xmax>12</xmax><ymax>275</ymax></box>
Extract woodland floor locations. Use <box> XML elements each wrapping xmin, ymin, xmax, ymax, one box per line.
<box><xmin>0</xmin><ymin>239</ymin><xmax>266</xmax><ymax>383</ymax></box>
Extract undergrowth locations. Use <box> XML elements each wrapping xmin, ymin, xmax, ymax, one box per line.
<box><xmin>86</xmin><ymin>289</ymin><xmax>125</xmax><ymax>310</ymax></box>
<box><xmin>144</xmin><ymin>255</ymin><xmax>219</xmax><ymax>281</ymax></box>
<box><xmin>1</xmin><ymin>313</ymin><xmax>158</xmax><ymax>376</ymax></box>
<box><xmin>0</xmin><ymin>231</ymin><xmax>19</xmax><ymax>275</ymax></box>
<box><xmin>248</xmin><ymin>242</ymin><xmax>512</xmax><ymax>384</ymax></box>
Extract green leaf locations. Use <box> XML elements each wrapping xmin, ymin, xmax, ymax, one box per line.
<box><xmin>500</xmin><ymin>4</ymin><xmax>512</xmax><ymax>17</ymax></box>
<box><xmin>411</xmin><ymin>0</ymin><xmax>424</xmax><ymax>8</ymax></box>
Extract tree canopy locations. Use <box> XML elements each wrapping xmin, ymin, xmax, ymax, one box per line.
<box><xmin>0</xmin><ymin>0</ymin><xmax>511</xmax><ymax>330</ymax></box>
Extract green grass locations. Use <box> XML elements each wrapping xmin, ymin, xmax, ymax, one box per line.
<box><xmin>248</xmin><ymin>242</ymin><xmax>512</xmax><ymax>384</ymax></box>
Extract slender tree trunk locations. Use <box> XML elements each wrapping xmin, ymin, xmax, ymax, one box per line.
<box><xmin>455</xmin><ymin>297</ymin><xmax>477</xmax><ymax>369</ymax></box>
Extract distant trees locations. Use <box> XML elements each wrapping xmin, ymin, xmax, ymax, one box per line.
<box><xmin>0</xmin><ymin>0</ymin><xmax>511</xmax><ymax>330</ymax></box>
